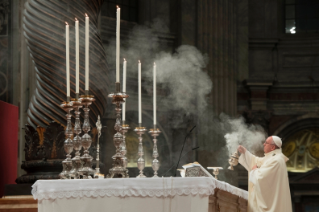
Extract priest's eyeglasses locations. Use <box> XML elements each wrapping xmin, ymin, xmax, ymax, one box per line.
<box><xmin>264</xmin><ymin>141</ymin><xmax>275</xmax><ymax>145</ymax></box>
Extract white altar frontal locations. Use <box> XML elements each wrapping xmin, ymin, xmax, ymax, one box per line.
<box><xmin>31</xmin><ymin>177</ymin><xmax>248</xmax><ymax>212</ymax></box>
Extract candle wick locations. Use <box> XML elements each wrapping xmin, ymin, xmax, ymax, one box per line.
<box><xmin>65</xmin><ymin>22</ymin><xmax>68</xmax><ymax>25</ymax></box>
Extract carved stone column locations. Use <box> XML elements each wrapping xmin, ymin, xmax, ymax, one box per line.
<box><xmin>197</xmin><ymin>0</ymin><xmax>239</xmax><ymax>186</ymax></box>
<box><xmin>197</xmin><ymin>0</ymin><xmax>238</xmax><ymax>116</ymax></box>
<box><xmin>23</xmin><ymin>0</ymin><xmax>109</xmax><ymax>128</ymax></box>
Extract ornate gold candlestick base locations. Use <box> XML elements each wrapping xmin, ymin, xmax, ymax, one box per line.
<box><xmin>59</xmin><ymin>101</ymin><xmax>74</xmax><ymax>179</ymax></box>
<box><xmin>107</xmin><ymin>82</ymin><xmax>129</xmax><ymax>178</ymax></box>
<box><xmin>78</xmin><ymin>94</ymin><xmax>95</xmax><ymax>178</ymax></box>
<box><xmin>149</xmin><ymin>126</ymin><xmax>161</xmax><ymax>178</ymax></box>
<box><xmin>135</xmin><ymin>126</ymin><xmax>147</xmax><ymax>178</ymax></box>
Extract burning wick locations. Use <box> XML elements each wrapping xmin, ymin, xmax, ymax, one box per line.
<box><xmin>65</xmin><ymin>22</ymin><xmax>69</xmax><ymax>25</ymax></box>
<box><xmin>117</xmin><ymin>5</ymin><xmax>120</xmax><ymax>9</ymax></box>
<box><xmin>85</xmin><ymin>13</ymin><xmax>88</xmax><ymax>17</ymax></box>
<box><xmin>75</xmin><ymin>18</ymin><xmax>78</xmax><ymax>21</ymax></box>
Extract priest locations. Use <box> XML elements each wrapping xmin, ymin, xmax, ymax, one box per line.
<box><xmin>237</xmin><ymin>136</ymin><xmax>292</xmax><ymax>212</ymax></box>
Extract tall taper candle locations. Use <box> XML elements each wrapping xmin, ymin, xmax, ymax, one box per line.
<box><xmin>122</xmin><ymin>58</ymin><xmax>127</xmax><ymax>121</ymax></box>
<box><xmin>85</xmin><ymin>13</ymin><xmax>89</xmax><ymax>91</ymax></box>
<box><xmin>75</xmin><ymin>18</ymin><xmax>79</xmax><ymax>94</ymax></box>
<box><xmin>153</xmin><ymin>62</ymin><xmax>156</xmax><ymax>125</ymax></box>
<box><xmin>138</xmin><ymin>60</ymin><xmax>141</xmax><ymax>124</ymax></box>
<box><xmin>116</xmin><ymin>6</ymin><xmax>121</xmax><ymax>83</ymax></box>
<box><xmin>65</xmin><ymin>22</ymin><xmax>70</xmax><ymax>98</ymax></box>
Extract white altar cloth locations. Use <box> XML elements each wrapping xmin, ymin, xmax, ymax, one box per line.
<box><xmin>32</xmin><ymin>177</ymin><xmax>247</xmax><ymax>212</ymax></box>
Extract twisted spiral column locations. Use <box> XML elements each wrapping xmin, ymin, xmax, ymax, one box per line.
<box><xmin>23</xmin><ymin>0</ymin><xmax>109</xmax><ymax>128</ymax></box>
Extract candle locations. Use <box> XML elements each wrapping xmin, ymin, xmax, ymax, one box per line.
<box><xmin>116</xmin><ymin>6</ymin><xmax>121</xmax><ymax>83</ymax></box>
<box><xmin>138</xmin><ymin>60</ymin><xmax>141</xmax><ymax>124</ymax></box>
<box><xmin>85</xmin><ymin>13</ymin><xmax>89</xmax><ymax>91</ymax></box>
<box><xmin>75</xmin><ymin>18</ymin><xmax>79</xmax><ymax>94</ymax></box>
<box><xmin>153</xmin><ymin>62</ymin><xmax>156</xmax><ymax>125</ymax></box>
<box><xmin>122</xmin><ymin>58</ymin><xmax>127</xmax><ymax>121</ymax></box>
<box><xmin>65</xmin><ymin>22</ymin><xmax>70</xmax><ymax>98</ymax></box>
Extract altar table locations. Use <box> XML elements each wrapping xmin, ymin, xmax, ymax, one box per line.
<box><xmin>32</xmin><ymin>177</ymin><xmax>248</xmax><ymax>212</ymax></box>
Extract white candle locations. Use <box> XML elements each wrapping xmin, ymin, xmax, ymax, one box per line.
<box><xmin>122</xmin><ymin>58</ymin><xmax>127</xmax><ymax>121</ymax></box>
<box><xmin>65</xmin><ymin>22</ymin><xmax>70</xmax><ymax>98</ymax></box>
<box><xmin>153</xmin><ymin>62</ymin><xmax>156</xmax><ymax>125</ymax></box>
<box><xmin>85</xmin><ymin>13</ymin><xmax>89</xmax><ymax>91</ymax></box>
<box><xmin>138</xmin><ymin>60</ymin><xmax>141</xmax><ymax>124</ymax></box>
<box><xmin>75</xmin><ymin>18</ymin><xmax>79</xmax><ymax>94</ymax></box>
<box><xmin>116</xmin><ymin>6</ymin><xmax>120</xmax><ymax>83</ymax></box>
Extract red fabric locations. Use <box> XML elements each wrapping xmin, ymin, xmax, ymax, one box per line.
<box><xmin>0</xmin><ymin>101</ymin><xmax>18</xmax><ymax>197</ymax></box>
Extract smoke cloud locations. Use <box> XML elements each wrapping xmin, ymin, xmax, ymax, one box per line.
<box><xmin>221</xmin><ymin>114</ymin><xmax>266</xmax><ymax>155</ymax></box>
<box><xmin>104</xmin><ymin>19</ymin><xmax>267</xmax><ymax>175</ymax></box>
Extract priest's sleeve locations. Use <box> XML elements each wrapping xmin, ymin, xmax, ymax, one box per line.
<box><xmin>238</xmin><ymin>150</ymin><xmax>258</xmax><ymax>172</ymax></box>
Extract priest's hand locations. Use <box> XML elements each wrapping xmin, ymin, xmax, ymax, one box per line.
<box><xmin>237</xmin><ymin>145</ymin><xmax>246</xmax><ymax>154</ymax></box>
<box><xmin>252</xmin><ymin>164</ymin><xmax>257</xmax><ymax>170</ymax></box>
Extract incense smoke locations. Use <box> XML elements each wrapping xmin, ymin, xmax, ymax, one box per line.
<box><xmin>103</xmin><ymin>19</ymin><xmax>266</xmax><ymax>177</ymax></box>
<box><xmin>104</xmin><ymin>20</ymin><xmax>211</xmax><ymax>119</ymax></box>
<box><xmin>221</xmin><ymin>115</ymin><xmax>266</xmax><ymax>155</ymax></box>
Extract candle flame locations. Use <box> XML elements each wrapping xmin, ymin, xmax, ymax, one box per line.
<box><xmin>138</xmin><ymin>60</ymin><xmax>141</xmax><ymax>63</ymax></box>
<box><xmin>116</xmin><ymin>5</ymin><xmax>120</xmax><ymax>9</ymax></box>
<box><xmin>85</xmin><ymin>13</ymin><xmax>88</xmax><ymax>17</ymax></box>
<box><xmin>154</xmin><ymin>62</ymin><xmax>156</xmax><ymax>66</ymax></box>
<box><xmin>75</xmin><ymin>18</ymin><xmax>78</xmax><ymax>21</ymax></box>
<box><xmin>124</xmin><ymin>58</ymin><xmax>126</xmax><ymax>61</ymax></box>
<box><xmin>65</xmin><ymin>22</ymin><xmax>69</xmax><ymax>25</ymax></box>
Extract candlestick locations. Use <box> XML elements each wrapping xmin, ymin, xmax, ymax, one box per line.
<box><xmin>107</xmin><ymin>82</ymin><xmax>129</xmax><ymax>178</ymax></box>
<box><xmin>134</xmin><ymin>126</ymin><xmax>147</xmax><ymax>178</ymax></box>
<box><xmin>138</xmin><ymin>60</ymin><xmax>141</xmax><ymax>124</ymax></box>
<box><xmin>95</xmin><ymin>115</ymin><xmax>102</xmax><ymax>177</ymax></box>
<box><xmin>69</xmin><ymin>98</ymin><xmax>82</xmax><ymax>179</ymax></box>
<box><xmin>78</xmin><ymin>95</ymin><xmax>95</xmax><ymax>178</ymax></box>
<box><xmin>59</xmin><ymin>101</ymin><xmax>74</xmax><ymax>179</ymax></box>
<box><xmin>85</xmin><ymin>13</ymin><xmax>89</xmax><ymax>91</ymax></box>
<box><xmin>153</xmin><ymin>62</ymin><xmax>156</xmax><ymax>125</ymax></box>
<box><xmin>122</xmin><ymin>59</ymin><xmax>127</xmax><ymax>121</ymax></box>
<box><xmin>65</xmin><ymin>22</ymin><xmax>70</xmax><ymax>99</ymax></box>
<box><xmin>149</xmin><ymin>127</ymin><xmax>161</xmax><ymax>178</ymax></box>
<box><xmin>75</xmin><ymin>18</ymin><xmax>79</xmax><ymax>96</ymax></box>
<box><xmin>121</xmin><ymin>124</ymin><xmax>130</xmax><ymax>177</ymax></box>
<box><xmin>116</xmin><ymin>6</ymin><xmax>121</xmax><ymax>83</ymax></box>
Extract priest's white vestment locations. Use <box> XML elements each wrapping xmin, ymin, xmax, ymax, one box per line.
<box><xmin>239</xmin><ymin>149</ymin><xmax>292</xmax><ymax>212</ymax></box>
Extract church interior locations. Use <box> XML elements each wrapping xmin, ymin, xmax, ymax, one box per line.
<box><xmin>0</xmin><ymin>0</ymin><xmax>319</xmax><ymax>211</ymax></box>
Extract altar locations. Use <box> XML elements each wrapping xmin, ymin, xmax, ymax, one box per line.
<box><xmin>31</xmin><ymin>177</ymin><xmax>247</xmax><ymax>212</ymax></box>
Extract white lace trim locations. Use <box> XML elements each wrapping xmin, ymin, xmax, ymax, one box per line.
<box><xmin>32</xmin><ymin>188</ymin><xmax>215</xmax><ymax>200</ymax></box>
<box><xmin>31</xmin><ymin>177</ymin><xmax>247</xmax><ymax>200</ymax></box>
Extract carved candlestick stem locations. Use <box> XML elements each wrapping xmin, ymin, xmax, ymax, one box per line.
<box><xmin>135</xmin><ymin>126</ymin><xmax>147</xmax><ymax>178</ymax></box>
<box><xmin>70</xmin><ymin>98</ymin><xmax>83</xmax><ymax>179</ymax></box>
<box><xmin>59</xmin><ymin>101</ymin><xmax>74</xmax><ymax>179</ymax></box>
<box><xmin>149</xmin><ymin>126</ymin><xmax>161</xmax><ymax>178</ymax></box>
<box><xmin>78</xmin><ymin>95</ymin><xmax>95</xmax><ymax>178</ymax></box>
<box><xmin>121</xmin><ymin>123</ymin><xmax>130</xmax><ymax>176</ymax></box>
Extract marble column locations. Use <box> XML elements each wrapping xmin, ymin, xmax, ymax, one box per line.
<box><xmin>197</xmin><ymin>0</ymin><xmax>239</xmax><ymax>185</ymax></box>
<box><xmin>197</xmin><ymin>0</ymin><xmax>237</xmax><ymax>116</ymax></box>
